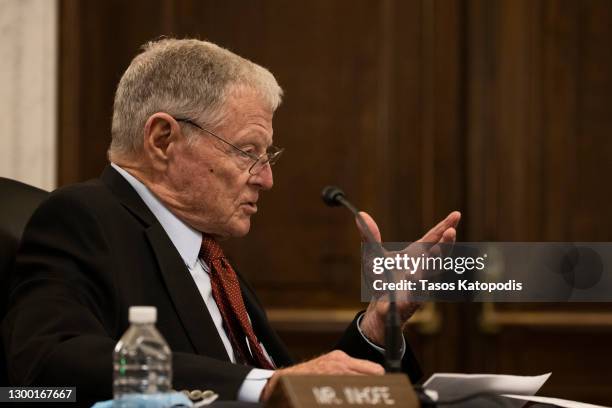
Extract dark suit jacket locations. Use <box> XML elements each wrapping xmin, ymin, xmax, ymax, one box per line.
<box><xmin>2</xmin><ymin>166</ymin><xmax>422</xmax><ymax>407</ymax></box>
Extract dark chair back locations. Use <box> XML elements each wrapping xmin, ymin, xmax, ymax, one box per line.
<box><xmin>0</xmin><ymin>178</ymin><xmax>48</xmax><ymax>386</ymax></box>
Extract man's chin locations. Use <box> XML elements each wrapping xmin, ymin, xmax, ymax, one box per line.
<box><xmin>193</xmin><ymin>218</ymin><xmax>251</xmax><ymax>240</ymax></box>
<box><xmin>227</xmin><ymin>220</ymin><xmax>251</xmax><ymax>238</ymax></box>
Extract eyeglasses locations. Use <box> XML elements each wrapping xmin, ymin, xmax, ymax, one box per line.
<box><xmin>174</xmin><ymin>117</ymin><xmax>284</xmax><ymax>175</ymax></box>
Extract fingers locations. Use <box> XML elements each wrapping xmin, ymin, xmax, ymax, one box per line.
<box><xmin>286</xmin><ymin>350</ymin><xmax>385</xmax><ymax>376</ymax></box>
<box><xmin>441</xmin><ymin>227</ymin><xmax>457</xmax><ymax>244</ymax></box>
<box><xmin>339</xmin><ymin>353</ymin><xmax>385</xmax><ymax>375</ymax></box>
<box><xmin>418</xmin><ymin>211</ymin><xmax>461</xmax><ymax>244</ymax></box>
<box><xmin>356</xmin><ymin>210</ymin><xmax>460</xmax><ymax>246</ymax></box>
<box><xmin>307</xmin><ymin>351</ymin><xmax>383</xmax><ymax>375</ymax></box>
<box><xmin>428</xmin><ymin>227</ymin><xmax>457</xmax><ymax>257</ymax></box>
<box><xmin>355</xmin><ymin>210</ymin><xmax>461</xmax><ymax>245</ymax></box>
<box><xmin>355</xmin><ymin>211</ymin><xmax>382</xmax><ymax>243</ymax></box>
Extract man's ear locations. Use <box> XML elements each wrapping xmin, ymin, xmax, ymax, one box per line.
<box><xmin>142</xmin><ymin>112</ymin><xmax>182</xmax><ymax>169</ymax></box>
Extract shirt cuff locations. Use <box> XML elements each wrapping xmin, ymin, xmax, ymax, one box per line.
<box><xmin>356</xmin><ymin>313</ymin><xmax>406</xmax><ymax>358</ymax></box>
<box><xmin>236</xmin><ymin>368</ymin><xmax>275</xmax><ymax>402</ymax></box>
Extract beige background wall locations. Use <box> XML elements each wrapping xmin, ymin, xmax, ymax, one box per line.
<box><xmin>0</xmin><ymin>0</ymin><xmax>57</xmax><ymax>190</ymax></box>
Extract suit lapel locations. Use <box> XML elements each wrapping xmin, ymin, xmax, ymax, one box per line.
<box><xmin>146</xmin><ymin>224</ymin><xmax>230</xmax><ymax>360</ymax></box>
<box><xmin>238</xmin><ymin>275</ymin><xmax>293</xmax><ymax>367</ymax></box>
<box><xmin>101</xmin><ymin>165</ymin><xmax>230</xmax><ymax>361</ymax></box>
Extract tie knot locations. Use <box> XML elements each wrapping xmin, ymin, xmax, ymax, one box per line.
<box><xmin>200</xmin><ymin>235</ymin><xmax>225</xmax><ymax>263</ymax></box>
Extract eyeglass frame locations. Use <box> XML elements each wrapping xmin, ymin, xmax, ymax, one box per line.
<box><xmin>173</xmin><ymin>117</ymin><xmax>284</xmax><ymax>175</ymax></box>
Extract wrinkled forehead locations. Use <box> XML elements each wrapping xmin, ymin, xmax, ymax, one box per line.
<box><xmin>216</xmin><ymin>88</ymin><xmax>275</xmax><ymax>140</ymax></box>
<box><xmin>223</xmin><ymin>86</ymin><xmax>275</xmax><ymax>120</ymax></box>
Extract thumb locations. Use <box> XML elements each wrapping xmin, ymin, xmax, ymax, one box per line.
<box><xmin>355</xmin><ymin>211</ymin><xmax>382</xmax><ymax>243</ymax></box>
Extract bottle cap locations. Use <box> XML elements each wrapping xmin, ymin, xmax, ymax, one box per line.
<box><xmin>129</xmin><ymin>306</ymin><xmax>157</xmax><ymax>323</ymax></box>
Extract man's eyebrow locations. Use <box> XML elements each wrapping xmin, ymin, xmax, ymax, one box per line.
<box><xmin>235</xmin><ymin>127</ymin><xmax>272</xmax><ymax>144</ymax></box>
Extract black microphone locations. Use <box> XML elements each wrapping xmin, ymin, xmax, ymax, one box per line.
<box><xmin>321</xmin><ymin>186</ymin><xmax>345</xmax><ymax>207</ymax></box>
<box><xmin>321</xmin><ymin>186</ymin><xmax>403</xmax><ymax>373</ymax></box>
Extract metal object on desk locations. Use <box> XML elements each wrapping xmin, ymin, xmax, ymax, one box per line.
<box><xmin>180</xmin><ymin>389</ymin><xmax>219</xmax><ymax>406</ymax></box>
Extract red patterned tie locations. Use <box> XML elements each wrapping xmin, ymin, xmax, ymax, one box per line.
<box><xmin>199</xmin><ymin>235</ymin><xmax>275</xmax><ymax>369</ymax></box>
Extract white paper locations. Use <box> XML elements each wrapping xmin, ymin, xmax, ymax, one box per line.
<box><xmin>503</xmin><ymin>394</ymin><xmax>611</xmax><ymax>408</ymax></box>
<box><xmin>423</xmin><ymin>372</ymin><xmax>551</xmax><ymax>408</ymax></box>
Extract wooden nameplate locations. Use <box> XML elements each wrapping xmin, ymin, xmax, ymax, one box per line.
<box><xmin>266</xmin><ymin>374</ymin><xmax>419</xmax><ymax>407</ymax></box>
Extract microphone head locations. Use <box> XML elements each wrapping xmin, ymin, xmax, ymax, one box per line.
<box><xmin>321</xmin><ymin>185</ymin><xmax>345</xmax><ymax>207</ymax></box>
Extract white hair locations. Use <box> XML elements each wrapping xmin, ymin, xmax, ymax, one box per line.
<box><xmin>109</xmin><ymin>38</ymin><xmax>283</xmax><ymax>157</ymax></box>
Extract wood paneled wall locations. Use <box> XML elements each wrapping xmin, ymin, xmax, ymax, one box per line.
<box><xmin>465</xmin><ymin>0</ymin><xmax>612</xmax><ymax>403</ymax></box>
<box><xmin>59</xmin><ymin>0</ymin><xmax>612</xmax><ymax>403</ymax></box>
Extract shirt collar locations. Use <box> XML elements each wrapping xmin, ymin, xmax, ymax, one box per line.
<box><xmin>111</xmin><ymin>162</ymin><xmax>202</xmax><ymax>269</ymax></box>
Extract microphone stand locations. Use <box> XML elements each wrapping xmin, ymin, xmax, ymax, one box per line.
<box><xmin>323</xmin><ymin>188</ymin><xmax>402</xmax><ymax>373</ymax></box>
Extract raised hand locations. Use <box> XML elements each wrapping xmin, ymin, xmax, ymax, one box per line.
<box><xmin>357</xmin><ymin>211</ymin><xmax>461</xmax><ymax>346</ymax></box>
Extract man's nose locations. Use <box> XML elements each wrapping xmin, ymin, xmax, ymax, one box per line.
<box><xmin>250</xmin><ymin>163</ymin><xmax>274</xmax><ymax>190</ymax></box>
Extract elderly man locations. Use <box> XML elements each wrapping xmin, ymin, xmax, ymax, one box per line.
<box><xmin>3</xmin><ymin>38</ymin><xmax>460</xmax><ymax>406</ymax></box>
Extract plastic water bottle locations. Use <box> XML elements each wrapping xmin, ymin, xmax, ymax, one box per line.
<box><xmin>113</xmin><ymin>306</ymin><xmax>172</xmax><ymax>405</ymax></box>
